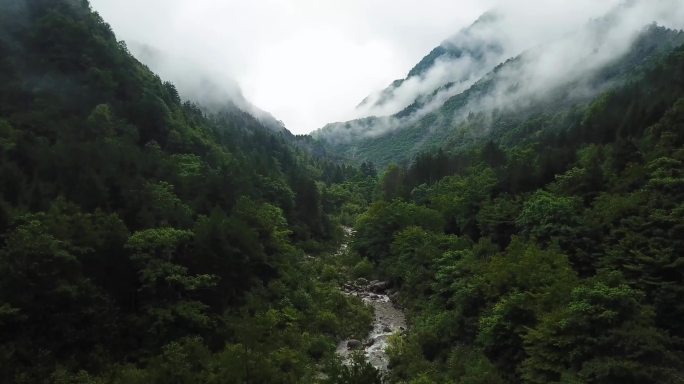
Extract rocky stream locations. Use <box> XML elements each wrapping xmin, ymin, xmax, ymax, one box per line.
<box><xmin>336</xmin><ymin>278</ymin><xmax>407</xmax><ymax>372</ymax></box>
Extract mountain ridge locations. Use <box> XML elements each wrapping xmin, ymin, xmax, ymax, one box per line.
<box><xmin>314</xmin><ymin>21</ymin><xmax>684</xmax><ymax>166</ymax></box>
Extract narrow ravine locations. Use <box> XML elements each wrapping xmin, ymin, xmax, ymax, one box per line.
<box><xmin>335</xmin><ymin>228</ymin><xmax>407</xmax><ymax>374</ymax></box>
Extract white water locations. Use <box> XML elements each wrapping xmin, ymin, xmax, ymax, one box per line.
<box><xmin>336</xmin><ymin>288</ymin><xmax>407</xmax><ymax>371</ymax></box>
<box><xmin>334</xmin><ymin>226</ymin><xmax>407</xmax><ymax>372</ymax></box>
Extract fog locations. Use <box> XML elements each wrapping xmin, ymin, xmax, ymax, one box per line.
<box><xmin>89</xmin><ymin>0</ymin><xmax>684</xmax><ymax>136</ymax></box>
<box><xmin>89</xmin><ymin>0</ymin><xmax>495</xmax><ymax>134</ymax></box>
<box><xmin>470</xmin><ymin>0</ymin><xmax>684</xmax><ymax>115</ymax></box>
<box><xmin>353</xmin><ymin>0</ymin><xmax>620</xmax><ymax>119</ymax></box>
<box><xmin>315</xmin><ymin>0</ymin><xmax>684</xmax><ymax>143</ymax></box>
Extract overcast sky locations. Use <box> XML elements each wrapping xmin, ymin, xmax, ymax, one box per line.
<box><xmin>90</xmin><ymin>0</ymin><xmax>502</xmax><ymax>133</ymax></box>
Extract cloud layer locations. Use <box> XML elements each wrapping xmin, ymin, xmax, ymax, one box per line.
<box><xmin>90</xmin><ymin>0</ymin><xmax>684</xmax><ymax>135</ymax></box>
<box><xmin>89</xmin><ymin>0</ymin><xmax>495</xmax><ymax>134</ymax></box>
<box><xmin>353</xmin><ymin>0</ymin><xmax>622</xmax><ymax>119</ymax></box>
<box><xmin>314</xmin><ymin>0</ymin><xmax>684</xmax><ymax>144</ymax></box>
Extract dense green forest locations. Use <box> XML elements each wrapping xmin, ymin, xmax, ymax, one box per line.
<box><xmin>2</xmin><ymin>1</ymin><xmax>684</xmax><ymax>383</ymax></box>
<box><xmin>0</xmin><ymin>1</ymin><xmax>380</xmax><ymax>382</ymax></box>
<box><xmin>350</xmin><ymin>36</ymin><xmax>684</xmax><ymax>383</ymax></box>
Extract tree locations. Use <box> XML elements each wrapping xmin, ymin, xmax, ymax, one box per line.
<box><xmin>353</xmin><ymin>200</ymin><xmax>444</xmax><ymax>262</ymax></box>
<box><xmin>125</xmin><ymin>228</ymin><xmax>218</xmax><ymax>344</ymax></box>
<box><xmin>516</xmin><ymin>190</ymin><xmax>581</xmax><ymax>244</ymax></box>
<box><xmin>380</xmin><ymin>164</ymin><xmax>407</xmax><ymax>201</ymax></box>
<box><xmin>323</xmin><ymin>354</ymin><xmax>383</xmax><ymax>384</ymax></box>
<box><xmin>522</xmin><ymin>276</ymin><xmax>679</xmax><ymax>384</ymax></box>
<box><xmin>0</xmin><ymin>219</ymin><xmax>117</xmax><ymax>378</ymax></box>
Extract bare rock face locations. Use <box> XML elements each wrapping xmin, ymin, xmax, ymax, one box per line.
<box><xmin>347</xmin><ymin>339</ymin><xmax>363</xmax><ymax>350</ymax></box>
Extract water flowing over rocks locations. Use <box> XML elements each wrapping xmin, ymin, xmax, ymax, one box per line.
<box><xmin>336</xmin><ymin>279</ymin><xmax>407</xmax><ymax>372</ymax></box>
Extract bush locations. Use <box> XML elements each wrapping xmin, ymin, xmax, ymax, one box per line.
<box><xmin>352</xmin><ymin>258</ymin><xmax>374</xmax><ymax>279</ymax></box>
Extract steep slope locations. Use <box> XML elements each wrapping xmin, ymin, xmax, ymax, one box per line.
<box><xmin>351</xmin><ymin>35</ymin><xmax>684</xmax><ymax>383</ymax></box>
<box><xmin>355</xmin><ymin>11</ymin><xmax>505</xmax><ymax>117</ymax></box>
<box><xmin>130</xmin><ymin>41</ymin><xmax>290</xmax><ymax>134</ymax></box>
<box><xmin>0</xmin><ymin>1</ymin><xmax>375</xmax><ymax>382</ymax></box>
<box><xmin>315</xmin><ymin>22</ymin><xmax>684</xmax><ymax>166</ymax></box>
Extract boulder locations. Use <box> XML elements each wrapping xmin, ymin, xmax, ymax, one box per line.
<box><xmin>347</xmin><ymin>339</ymin><xmax>363</xmax><ymax>350</ymax></box>
<box><xmin>355</xmin><ymin>278</ymin><xmax>369</xmax><ymax>286</ymax></box>
<box><xmin>369</xmin><ymin>281</ymin><xmax>389</xmax><ymax>293</ymax></box>
<box><xmin>383</xmin><ymin>326</ymin><xmax>392</xmax><ymax>333</ymax></box>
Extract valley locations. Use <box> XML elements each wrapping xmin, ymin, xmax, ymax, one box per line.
<box><xmin>1</xmin><ymin>1</ymin><xmax>684</xmax><ymax>383</ymax></box>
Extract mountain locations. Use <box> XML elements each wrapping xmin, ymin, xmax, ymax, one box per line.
<box><xmin>355</xmin><ymin>11</ymin><xmax>505</xmax><ymax>118</ymax></box>
<box><xmin>129</xmin><ymin>42</ymin><xmax>290</xmax><ymax>134</ymax></box>
<box><xmin>314</xmin><ymin>6</ymin><xmax>684</xmax><ymax>167</ymax></box>
<box><xmin>0</xmin><ymin>1</ymin><xmax>376</xmax><ymax>382</ymax></box>
<box><xmin>344</xmin><ymin>7</ymin><xmax>684</xmax><ymax>382</ymax></box>
<box><xmin>353</xmin><ymin>36</ymin><xmax>684</xmax><ymax>381</ymax></box>
<box><xmin>3</xmin><ymin>0</ymin><xmax>684</xmax><ymax>383</ymax></box>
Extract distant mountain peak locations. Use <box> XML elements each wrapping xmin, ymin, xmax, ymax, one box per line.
<box><xmin>354</xmin><ymin>11</ymin><xmax>508</xmax><ymax>120</ymax></box>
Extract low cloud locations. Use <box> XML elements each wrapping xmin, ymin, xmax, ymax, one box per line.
<box><xmin>353</xmin><ymin>0</ymin><xmax>622</xmax><ymax>119</ymax></box>
<box><xmin>466</xmin><ymin>0</ymin><xmax>684</xmax><ymax>118</ymax></box>
<box><xmin>89</xmin><ymin>0</ymin><xmax>493</xmax><ymax>134</ymax></box>
<box><xmin>88</xmin><ymin>0</ymin><xmax>684</xmax><ymax>136</ymax></box>
<box><xmin>319</xmin><ymin>0</ymin><xmax>684</xmax><ymax>143</ymax></box>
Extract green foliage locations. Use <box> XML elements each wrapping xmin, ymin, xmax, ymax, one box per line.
<box><xmin>515</xmin><ymin>190</ymin><xmax>581</xmax><ymax>243</ymax></box>
<box><xmin>353</xmin><ymin>200</ymin><xmax>443</xmax><ymax>262</ymax></box>
<box><xmin>2</xmin><ymin>0</ymin><xmax>684</xmax><ymax>382</ymax></box>
<box><xmin>522</xmin><ymin>277</ymin><xmax>679</xmax><ymax>383</ymax></box>
<box><xmin>0</xmin><ymin>1</ymin><xmax>378</xmax><ymax>382</ymax></box>
<box><xmin>323</xmin><ymin>353</ymin><xmax>383</xmax><ymax>384</ymax></box>
<box><xmin>351</xmin><ymin>258</ymin><xmax>374</xmax><ymax>279</ymax></box>
<box><xmin>347</xmin><ymin>37</ymin><xmax>684</xmax><ymax>383</ymax></box>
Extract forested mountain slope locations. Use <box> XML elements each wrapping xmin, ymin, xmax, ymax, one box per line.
<box><xmin>3</xmin><ymin>1</ymin><xmax>684</xmax><ymax>383</ymax></box>
<box><xmin>0</xmin><ymin>1</ymin><xmax>379</xmax><ymax>382</ymax></box>
<box><xmin>355</xmin><ymin>11</ymin><xmax>504</xmax><ymax>117</ymax></box>
<box><xmin>351</xmin><ymin>34</ymin><xmax>684</xmax><ymax>383</ymax></box>
<box><xmin>315</xmin><ymin>21</ymin><xmax>684</xmax><ymax>167</ymax></box>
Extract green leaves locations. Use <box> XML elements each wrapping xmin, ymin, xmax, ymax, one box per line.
<box><xmin>126</xmin><ymin>227</ymin><xmax>193</xmax><ymax>258</ymax></box>
<box><xmin>353</xmin><ymin>200</ymin><xmax>444</xmax><ymax>262</ymax></box>
<box><xmin>522</xmin><ymin>278</ymin><xmax>678</xmax><ymax>384</ymax></box>
<box><xmin>323</xmin><ymin>353</ymin><xmax>383</xmax><ymax>384</ymax></box>
<box><xmin>516</xmin><ymin>190</ymin><xmax>581</xmax><ymax>243</ymax></box>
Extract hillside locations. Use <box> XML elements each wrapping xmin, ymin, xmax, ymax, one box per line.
<box><xmin>315</xmin><ymin>16</ymin><xmax>684</xmax><ymax>167</ymax></box>
<box><xmin>355</xmin><ymin>11</ymin><xmax>504</xmax><ymax>117</ymax></box>
<box><xmin>351</xmin><ymin>33</ymin><xmax>684</xmax><ymax>383</ymax></box>
<box><xmin>0</xmin><ymin>1</ymin><xmax>379</xmax><ymax>382</ymax></box>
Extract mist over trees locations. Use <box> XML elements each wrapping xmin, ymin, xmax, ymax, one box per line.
<box><xmin>314</xmin><ymin>0</ymin><xmax>684</xmax><ymax>166</ymax></box>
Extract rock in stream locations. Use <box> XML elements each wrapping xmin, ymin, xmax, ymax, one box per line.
<box><xmin>336</xmin><ymin>281</ymin><xmax>407</xmax><ymax>372</ymax></box>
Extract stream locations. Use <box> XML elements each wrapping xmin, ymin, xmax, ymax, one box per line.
<box><xmin>336</xmin><ymin>281</ymin><xmax>407</xmax><ymax>372</ymax></box>
<box><xmin>335</xmin><ymin>227</ymin><xmax>407</xmax><ymax>374</ymax></box>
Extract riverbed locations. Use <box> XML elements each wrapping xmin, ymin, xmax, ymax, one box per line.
<box><xmin>336</xmin><ymin>281</ymin><xmax>407</xmax><ymax>372</ymax></box>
